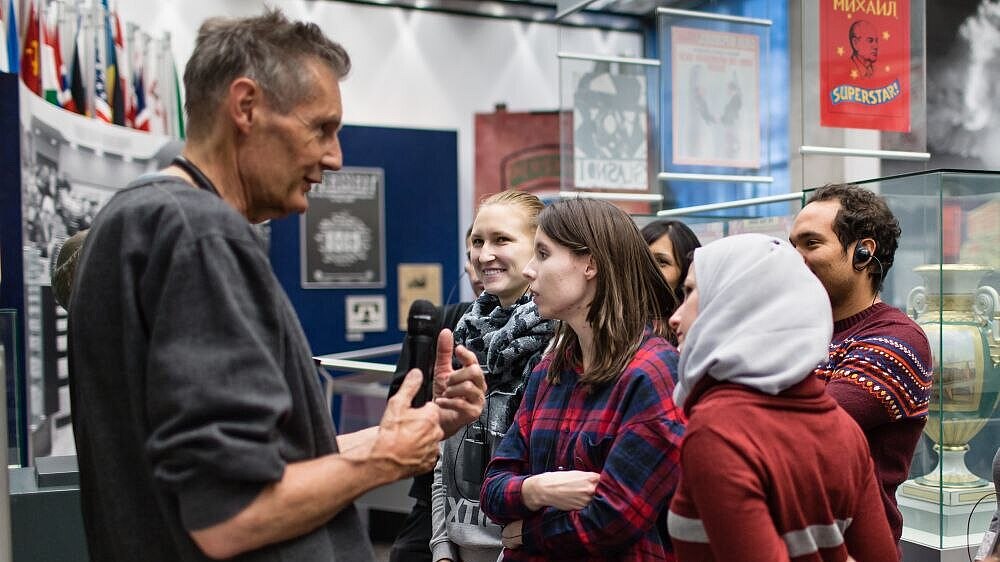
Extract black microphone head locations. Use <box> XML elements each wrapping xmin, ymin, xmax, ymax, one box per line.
<box><xmin>407</xmin><ymin>299</ymin><xmax>440</xmax><ymax>336</ymax></box>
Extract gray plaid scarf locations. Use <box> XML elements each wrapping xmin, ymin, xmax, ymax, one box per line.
<box><xmin>453</xmin><ymin>292</ymin><xmax>555</xmax><ymax>389</ymax></box>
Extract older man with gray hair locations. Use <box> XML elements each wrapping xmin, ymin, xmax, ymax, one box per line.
<box><xmin>69</xmin><ymin>9</ymin><xmax>485</xmax><ymax>561</ymax></box>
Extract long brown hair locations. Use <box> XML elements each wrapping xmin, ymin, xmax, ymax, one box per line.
<box><xmin>540</xmin><ymin>199</ymin><xmax>676</xmax><ymax>386</ymax></box>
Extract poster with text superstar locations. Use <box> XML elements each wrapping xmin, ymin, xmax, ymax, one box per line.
<box><xmin>820</xmin><ymin>0</ymin><xmax>910</xmax><ymax>131</ymax></box>
<box><xmin>671</xmin><ymin>27</ymin><xmax>760</xmax><ymax>169</ymax></box>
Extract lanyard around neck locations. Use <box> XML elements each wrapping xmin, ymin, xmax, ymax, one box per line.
<box><xmin>171</xmin><ymin>156</ymin><xmax>220</xmax><ymax>198</ymax></box>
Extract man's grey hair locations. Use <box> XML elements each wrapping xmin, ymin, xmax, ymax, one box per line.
<box><xmin>183</xmin><ymin>8</ymin><xmax>350</xmax><ymax>139</ymax></box>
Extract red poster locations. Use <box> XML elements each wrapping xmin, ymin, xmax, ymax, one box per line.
<box><xmin>474</xmin><ymin>109</ymin><xmax>560</xmax><ymax>210</ymax></box>
<box><xmin>819</xmin><ymin>0</ymin><xmax>910</xmax><ymax>132</ymax></box>
<box><xmin>474</xmin><ymin>109</ymin><xmax>650</xmax><ymax>215</ymax></box>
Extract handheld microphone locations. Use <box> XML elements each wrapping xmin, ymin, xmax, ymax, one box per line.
<box><xmin>404</xmin><ymin>299</ymin><xmax>440</xmax><ymax>407</ymax></box>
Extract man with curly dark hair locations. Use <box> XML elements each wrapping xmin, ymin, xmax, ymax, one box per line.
<box><xmin>790</xmin><ymin>184</ymin><xmax>933</xmax><ymax>557</ymax></box>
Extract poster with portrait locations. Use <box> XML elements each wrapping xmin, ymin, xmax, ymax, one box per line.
<box><xmin>301</xmin><ymin>167</ymin><xmax>385</xmax><ymax>288</ymax></box>
<box><xmin>572</xmin><ymin>62</ymin><xmax>649</xmax><ymax>190</ymax></box>
<box><xmin>819</xmin><ymin>0</ymin><xmax>911</xmax><ymax>131</ymax></box>
<box><xmin>671</xmin><ymin>27</ymin><xmax>760</xmax><ymax>169</ymax></box>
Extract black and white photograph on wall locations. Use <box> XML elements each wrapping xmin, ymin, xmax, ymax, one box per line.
<box><xmin>671</xmin><ymin>26</ymin><xmax>761</xmax><ymax>169</ymax></box>
<box><xmin>923</xmin><ymin>0</ymin><xmax>1000</xmax><ymax>170</ymax></box>
<box><xmin>570</xmin><ymin>60</ymin><xmax>649</xmax><ymax>191</ymax></box>
<box><xmin>19</xmin><ymin>91</ymin><xmax>180</xmax><ymax>461</ymax></box>
<box><xmin>301</xmin><ymin>167</ymin><xmax>386</xmax><ymax>288</ymax></box>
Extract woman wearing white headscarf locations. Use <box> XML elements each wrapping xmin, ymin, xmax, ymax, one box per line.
<box><xmin>666</xmin><ymin>234</ymin><xmax>896</xmax><ymax>562</ymax></box>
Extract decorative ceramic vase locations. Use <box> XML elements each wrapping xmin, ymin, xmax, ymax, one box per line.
<box><xmin>908</xmin><ymin>264</ymin><xmax>999</xmax><ymax>487</ymax></box>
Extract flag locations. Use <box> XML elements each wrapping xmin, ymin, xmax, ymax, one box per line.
<box><xmin>68</xmin><ymin>13</ymin><xmax>85</xmax><ymax>114</ymax></box>
<box><xmin>170</xmin><ymin>55</ymin><xmax>184</xmax><ymax>138</ymax></box>
<box><xmin>20</xmin><ymin>0</ymin><xmax>40</xmax><ymax>94</ymax></box>
<box><xmin>2</xmin><ymin>0</ymin><xmax>17</xmax><ymax>73</ymax></box>
<box><xmin>131</xmin><ymin>31</ymin><xmax>148</xmax><ymax>131</ymax></box>
<box><xmin>108</xmin><ymin>1</ymin><xmax>126</xmax><ymax>126</ymax></box>
<box><xmin>41</xmin><ymin>10</ymin><xmax>71</xmax><ymax>108</ymax></box>
<box><xmin>144</xmin><ymin>36</ymin><xmax>165</xmax><ymax>135</ymax></box>
<box><xmin>93</xmin><ymin>8</ymin><xmax>111</xmax><ymax>122</ymax></box>
<box><xmin>54</xmin><ymin>10</ymin><xmax>75</xmax><ymax>111</ymax></box>
<box><xmin>41</xmin><ymin>16</ymin><xmax>58</xmax><ymax>103</ymax></box>
<box><xmin>98</xmin><ymin>0</ymin><xmax>123</xmax><ymax>125</ymax></box>
<box><xmin>123</xmin><ymin>23</ymin><xmax>138</xmax><ymax>128</ymax></box>
<box><xmin>132</xmin><ymin>66</ymin><xmax>148</xmax><ymax>130</ymax></box>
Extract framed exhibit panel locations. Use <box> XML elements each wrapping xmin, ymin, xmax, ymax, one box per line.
<box><xmin>558</xmin><ymin>51</ymin><xmax>663</xmax><ymax>214</ymax></box>
<box><xmin>301</xmin><ymin>167</ymin><xmax>386</xmax><ymax>289</ymax></box>
<box><xmin>474</xmin><ymin>109</ymin><xmax>560</xmax><ymax>209</ymax></box>
<box><xmin>657</xmin><ymin>7</ymin><xmax>773</xmax><ymax>187</ymax></box>
<box><xmin>798</xmin><ymin>0</ymin><xmax>930</xmax><ymax>186</ymax></box>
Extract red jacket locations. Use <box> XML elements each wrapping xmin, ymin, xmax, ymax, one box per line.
<box><xmin>668</xmin><ymin>377</ymin><xmax>896</xmax><ymax>562</ymax></box>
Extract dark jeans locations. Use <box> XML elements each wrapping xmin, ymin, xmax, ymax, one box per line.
<box><xmin>389</xmin><ymin>500</ymin><xmax>432</xmax><ymax>562</ymax></box>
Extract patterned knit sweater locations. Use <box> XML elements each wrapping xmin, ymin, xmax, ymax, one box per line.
<box><xmin>813</xmin><ymin>302</ymin><xmax>933</xmax><ymax>545</ymax></box>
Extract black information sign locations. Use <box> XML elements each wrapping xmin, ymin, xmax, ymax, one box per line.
<box><xmin>301</xmin><ymin>167</ymin><xmax>385</xmax><ymax>288</ymax></box>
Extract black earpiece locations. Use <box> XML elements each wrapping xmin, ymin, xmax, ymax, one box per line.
<box><xmin>853</xmin><ymin>240</ymin><xmax>885</xmax><ymax>302</ymax></box>
<box><xmin>853</xmin><ymin>243</ymin><xmax>872</xmax><ymax>269</ymax></box>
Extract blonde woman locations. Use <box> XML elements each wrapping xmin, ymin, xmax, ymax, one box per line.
<box><xmin>431</xmin><ymin>191</ymin><xmax>556</xmax><ymax>562</ymax></box>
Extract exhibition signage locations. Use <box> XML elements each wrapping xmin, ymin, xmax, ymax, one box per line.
<box><xmin>571</xmin><ymin>62</ymin><xmax>649</xmax><ymax>190</ymax></box>
<box><xmin>671</xmin><ymin>26</ymin><xmax>761</xmax><ymax>169</ymax></box>
<box><xmin>301</xmin><ymin>167</ymin><xmax>386</xmax><ymax>288</ymax></box>
<box><xmin>474</xmin><ymin>110</ymin><xmax>560</xmax><ymax>209</ymax></box>
<box><xmin>819</xmin><ymin>0</ymin><xmax>911</xmax><ymax>132</ymax></box>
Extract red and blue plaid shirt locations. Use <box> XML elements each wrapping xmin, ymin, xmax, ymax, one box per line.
<box><xmin>480</xmin><ymin>331</ymin><xmax>685</xmax><ymax>561</ymax></box>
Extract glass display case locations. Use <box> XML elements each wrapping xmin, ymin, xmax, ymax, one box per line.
<box><xmin>634</xmin><ymin>194</ymin><xmax>802</xmax><ymax>246</ymax></box>
<box><xmin>806</xmin><ymin>170</ymin><xmax>1000</xmax><ymax>558</ymax></box>
<box><xmin>650</xmin><ymin>169</ymin><xmax>998</xmax><ymax>558</ymax></box>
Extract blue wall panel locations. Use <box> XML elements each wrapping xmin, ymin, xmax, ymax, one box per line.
<box><xmin>268</xmin><ymin>124</ymin><xmax>460</xmax><ymax>357</ymax></box>
<box><xmin>0</xmin><ymin>72</ymin><xmax>26</xmax><ymax>457</ymax></box>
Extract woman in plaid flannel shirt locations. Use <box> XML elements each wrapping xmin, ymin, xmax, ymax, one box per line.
<box><xmin>480</xmin><ymin>198</ymin><xmax>686</xmax><ymax>561</ymax></box>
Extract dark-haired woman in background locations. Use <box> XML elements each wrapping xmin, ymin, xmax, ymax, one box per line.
<box><xmin>641</xmin><ymin>220</ymin><xmax>701</xmax><ymax>306</ymax></box>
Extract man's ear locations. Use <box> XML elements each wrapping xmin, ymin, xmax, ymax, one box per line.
<box><xmin>228</xmin><ymin>77</ymin><xmax>260</xmax><ymax>134</ymax></box>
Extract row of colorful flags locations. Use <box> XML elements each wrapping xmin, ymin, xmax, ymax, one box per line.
<box><xmin>1</xmin><ymin>0</ymin><xmax>184</xmax><ymax>138</ymax></box>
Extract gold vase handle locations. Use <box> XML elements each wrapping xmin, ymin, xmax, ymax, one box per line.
<box><xmin>974</xmin><ymin>285</ymin><xmax>999</xmax><ymax>348</ymax></box>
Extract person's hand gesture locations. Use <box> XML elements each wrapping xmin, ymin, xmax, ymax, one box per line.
<box><xmin>371</xmin><ymin>370</ymin><xmax>443</xmax><ymax>479</ymax></box>
<box><xmin>433</xmin><ymin>329</ymin><xmax>486</xmax><ymax>437</ymax></box>
<box><xmin>522</xmin><ymin>470</ymin><xmax>600</xmax><ymax>511</ymax></box>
